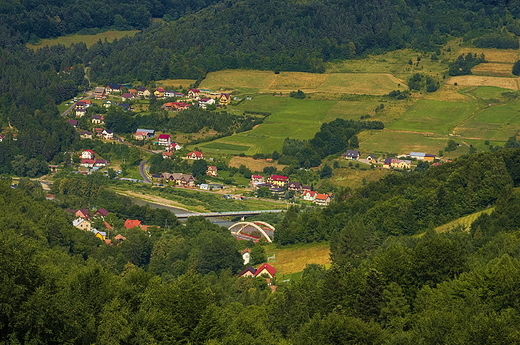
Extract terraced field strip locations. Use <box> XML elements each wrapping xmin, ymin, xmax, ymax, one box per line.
<box><xmin>435</xmin><ymin>208</ymin><xmax>495</xmax><ymax>233</ymax></box>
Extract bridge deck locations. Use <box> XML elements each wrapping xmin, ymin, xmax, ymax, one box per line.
<box><xmin>175</xmin><ymin>209</ymin><xmax>284</xmax><ymax>219</ymax></box>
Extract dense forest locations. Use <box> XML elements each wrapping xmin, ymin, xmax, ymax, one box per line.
<box><xmin>2</xmin><ymin>148</ymin><xmax>520</xmax><ymax>343</ymax></box>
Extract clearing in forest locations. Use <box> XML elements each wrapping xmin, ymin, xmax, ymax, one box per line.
<box><xmin>435</xmin><ymin>208</ymin><xmax>494</xmax><ymax>233</ymax></box>
<box><xmin>27</xmin><ymin>30</ymin><xmax>139</xmax><ymax>50</ymax></box>
<box><xmin>264</xmin><ymin>242</ymin><xmax>331</xmax><ymax>276</ymax></box>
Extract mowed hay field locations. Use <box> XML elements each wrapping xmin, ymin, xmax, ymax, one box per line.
<box><xmin>387</xmin><ymin>99</ymin><xmax>478</xmax><ymax>134</ymax></box>
<box><xmin>457</xmin><ymin>48</ymin><xmax>519</xmax><ymax>63</ymax></box>
<box><xmin>27</xmin><ymin>30</ymin><xmax>139</xmax><ymax>49</ymax></box>
<box><xmin>199</xmin><ymin>70</ymin><xmax>404</xmax><ymax>95</ymax></box>
<box><xmin>156</xmin><ymin>79</ymin><xmax>197</xmax><ymax>88</ymax></box>
<box><xmin>446</xmin><ymin>75</ymin><xmax>519</xmax><ymax>90</ymax></box>
<box><xmin>472</xmin><ymin>63</ymin><xmax>514</xmax><ymax>77</ymax></box>
<box><xmin>329</xmin><ymin>167</ymin><xmax>391</xmax><ymax>190</ymax></box>
<box><xmin>264</xmin><ymin>242</ymin><xmax>331</xmax><ymax>276</ymax></box>
<box><xmin>359</xmin><ymin>130</ymin><xmax>448</xmax><ymax>155</ymax></box>
<box><xmin>228</xmin><ymin>156</ymin><xmax>286</xmax><ymax>171</ymax></box>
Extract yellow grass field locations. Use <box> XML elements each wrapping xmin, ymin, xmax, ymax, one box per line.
<box><xmin>472</xmin><ymin>63</ymin><xmax>514</xmax><ymax>77</ymax></box>
<box><xmin>228</xmin><ymin>156</ymin><xmax>286</xmax><ymax>171</ymax></box>
<box><xmin>435</xmin><ymin>208</ymin><xmax>494</xmax><ymax>233</ymax></box>
<box><xmin>458</xmin><ymin>48</ymin><xmax>519</xmax><ymax>63</ymax></box>
<box><xmin>200</xmin><ymin>69</ymin><xmax>405</xmax><ymax>95</ymax></box>
<box><xmin>329</xmin><ymin>167</ymin><xmax>391</xmax><ymax>190</ymax></box>
<box><xmin>265</xmin><ymin>242</ymin><xmax>331</xmax><ymax>275</ymax></box>
<box><xmin>445</xmin><ymin>75</ymin><xmax>519</xmax><ymax>90</ymax></box>
<box><xmin>156</xmin><ymin>79</ymin><xmax>197</xmax><ymax>88</ymax></box>
<box><xmin>27</xmin><ymin>30</ymin><xmax>139</xmax><ymax>50</ymax></box>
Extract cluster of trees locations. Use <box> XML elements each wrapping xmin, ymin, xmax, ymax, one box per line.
<box><xmin>448</xmin><ymin>53</ymin><xmax>486</xmax><ymax>76</ymax></box>
<box><xmin>407</xmin><ymin>73</ymin><xmax>439</xmax><ymax>92</ymax></box>
<box><xmin>279</xmin><ymin>118</ymin><xmax>383</xmax><ymax>167</ymax></box>
<box><xmin>474</xmin><ymin>32</ymin><xmax>520</xmax><ymax>49</ymax></box>
<box><xmin>4</xmin><ymin>147</ymin><xmax>520</xmax><ymax>343</ymax></box>
<box><xmin>275</xmin><ymin>149</ymin><xmax>520</xmax><ymax>244</ymax></box>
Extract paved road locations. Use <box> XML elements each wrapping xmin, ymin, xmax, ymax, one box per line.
<box><xmin>139</xmin><ymin>160</ymin><xmax>152</xmax><ymax>183</ymax></box>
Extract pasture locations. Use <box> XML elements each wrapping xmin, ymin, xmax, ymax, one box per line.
<box><xmin>387</xmin><ymin>99</ymin><xmax>477</xmax><ymax>134</ymax></box>
<box><xmin>199</xmin><ymin>70</ymin><xmax>404</xmax><ymax>95</ymax></box>
<box><xmin>263</xmin><ymin>242</ymin><xmax>331</xmax><ymax>276</ymax></box>
<box><xmin>27</xmin><ymin>30</ymin><xmax>139</xmax><ymax>50</ymax></box>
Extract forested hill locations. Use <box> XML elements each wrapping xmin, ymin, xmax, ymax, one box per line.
<box><xmin>89</xmin><ymin>0</ymin><xmax>520</xmax><ymax>81</ymax></box>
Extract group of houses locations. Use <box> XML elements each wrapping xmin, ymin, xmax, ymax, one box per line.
<box><xmin>250</xmin><ymin>174</ymin><xmax>332</xmax><ymax>205</ymax></box>
<box><xmin>70</xmin><ymin>206</ymin><xmax>155</xmax><ymax>244</ymax></box>
<box><xmin>342</xmin><ymin>150</ymin><xmax>437</xmax><ymax>170</ymax></box>
<box><xmin>68</xmin><ymin>100</ymin><xmax>115</xmax><ymax>140</ymax></box>
<box><xmin>79</xmin><ymin>149</ymin><xmax>110</xmax><ymax>172</ymax></box>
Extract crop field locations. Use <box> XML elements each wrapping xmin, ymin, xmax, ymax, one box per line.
<box><xmin>359</xmin><ymin>130</ymin><xmax>448</xmax><ymax>155</ymax></box>
<box><xmin>472</xmin><ymin>63</ymin><xmax>514</xmax><ymax>77</ymax></box>
<box><xmin>27</xmin><ymin>30</ymin><xmax>139</xmax><ymax>50</ymax></box>
<box><xmin>155</xmin><ymin>79</ymin><xmax>197</xmax><ymax>89</ymax></box>
<box><xmin>457</xmin><ymin>48</ymin><xmax>519</xmax><ymax>63</ymax></box>
<box><xmin>200</xmin><ymin>70</ymin><xmax>404</xmax><ymax>95</ymax></box>
<box><xmin>387</xmin><ymin>99</ymin><xmax>477</xmax><ymax>134</ymax></box>
<box><xmin>446</xmin><ymin>75</ymin><xmax>519</xmax><ymax>90</ymax></box>
<box><xmin>228</xmin><ymin>156</ymin><xmax>286</xmax><ymax>171</ymax></box>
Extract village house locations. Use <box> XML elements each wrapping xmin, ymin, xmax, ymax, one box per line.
<box><xmin>198</xmin><ymin>98</ymin><xmax>216</xmax><ymax>109</ymax></box>
<box><xmin>75</xmin><ymin>108</ymin><xmax>87</xmax><ymax>117</ymax></box>
<box><xmin>119</xmin><ymin>103</ymin><xmax>132</xmax><ymax>111</ymax></box>
<box><xmin>267</xmin><ymin>175</ymin><xmax>289</xmax><ymax>187</ymax></box>
<box><xmin>73</xmin><ymin>218</ymin><xmax>91</xmax><ymax>231</ymax></box>
<box><xmin>94</xmin><ymin>208</ymin><xmax>109</xmax><ymax>218</ymax></box>
<box><xmin>241</xmin><ymin>248</ymin><xmax>251</xmax><ymax>265</ymax></box>
<box><xmin>219</xmin><ymin>93</ymin><xmax>231</xmax><ymax>105</ymax></box>
<box><xmin>67</xmin><ymin>119</ymin><xmax>78</xmax><ymax>127</ymax></box>
<box><xmin>114</xmin><ymin>234</ymin><xmax>126</xmax><ymax>243</ymax></box>
<box><xmin>343</xmin><ymin>150</ymin><xmax>360</xmax><ymax>160</ymax></box>
<box><xmin>94</xmin><ymin>128</ymin><xmax>103</xmax><ymax>136</ymax></box>
<box><xmin>121</xmin><ymin>92</ymin><xmax>134</xmax><ymax>101</ymax></box>
<box><xmin>94</xmin><ymin>87</ymin><xmax>106</xmax><ymax>99</ymax></box>
<box><xmin>158</xmin><ymin>134</ymin><xmax>171</xmax><ymax>146</ymax></box>
<box><xmin>367</xmin><ymin>154</ymin><xmax>378</xmax><ymax>163</ymax></box>
<box><xmin>75</xmin><ymin>208</ymin><xmax>91</xmax><ymax>220</ymax></box>
<box><xmin>424</xmin><ymin>154</ymin><xmax>436</xmax><ymax>162</ymax></box>
<box><xmin>81</xmin><ymin>149</ymin><xmax>95</xmax><ymax>160</ymax></box>
<box><xmin>287</xmin><ymin>182</ymin><xmax>302</xmax><ymax>193</ymax></box>
<box><xmin>254</xmin><ymin>263</ymin><xmax>276</xmax><ymax>278</ymax></box>
<box><xmin>91</xmin><ymin>114</ymin><xmax>104</xmax><ymax>124</ymax></box>
<box><xmin>391</xmin><ymin>159</ymin><xmax>411</xmax><ymax>169</ymax></box>
<box><xmin>162</xmin><ymin>152</ymin><xmax>173</xmax><ymax>159</ymax></box>
<box><xmin>302</xmin><ymin>190</ymin><xmax>317</xmax><ymax>201</ymax></box>
<box><xmin>164</xmin><ymin>90</ymin><xmax>176</xmax><ymax>98</ymax></box>
<box><xmin>238</xmin><ymin>266</ymin><xmax>256</xmax><ymax>278</ymax></box>
<box><xmin>314</xmin><ymin>193</ymin><xmax>332</xmax><ymax>206</ymax></box>
<box><xmin>95</xmin><ymin>159</ymin><xmax>108</xmax><ymax>167</ymax></box>
<box><xmin>75</xmin><ymin>100</ymin><xmax>91</xmax><ymax>109</ymax></box>
<box><xmin>105</xmin><ymin>84</ymin><xmax>122</xmax><ymax>93</ymax></box>
<box><xmin>206</xmin><ymin>165</ymin><xmax>218</xmax><ymax>176</ymax></box>
<box><xmin>154</xmin><ymin>87</ymin><xmax>165</xmax><ymax>98</ymax></box>
<box><xmin>103</xmin><ymin>100</ymin><xmax>117</xmax><ymax>108</ymax></box>
<box><xmin>102</xmin><ymin>129</ymin><xmax>114</xmax><ymax>140</ymax></box>
<box><xmin>137</xmin><ymin>87</ymin><xmax>150</xmax><ymax>98</ymax></box>
<box><xmin>161</xmin><ymin>173</ymin><xmax>196</xmax><ymax>187</ymax></box>
<box><xmin>168</xmin><ymin>142</ymin><xmax>182</xmax><ymax>151</ymax></box>
<box><xmin>187</xmin><ymin>151</ymin><xmax>204</xmax><ymax>160</ymax></box>
<box><xmin>124</xmin><ymin>219</ymin><xmax>142</xmax><ymax>229</ymax></box>
<box><xmin>161</xmin><ymin>102</ymin><xmax>191</xmax><ymax>111</ymax></box>
<box><xmin>134</xmin><ymin>129</ymin><xmax>155</xmax><ymax>140</ymax></box>
<box><xmin>187</xmin><ymin>89</ymin><xmax>200</xmax><ymax>99</ymax></box>
<box><xmin>81</xmin><ymin>159</ymin><xmax>95</xmax><ymax>168</ymax></box>
<box><xmin>91</xmin><ymin>229</ymin><xmax>107</xmax><ymax>240</ymax></box>
<box><xmin>250</xmin><ymin>175</ymin><xmax>265</xmax><ymax>187</ymax></box>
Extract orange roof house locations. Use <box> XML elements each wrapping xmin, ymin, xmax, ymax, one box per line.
<box><xmin>124</xmin><ymin>219</ymin><xmax>142</xmax><ymax>229</ymax></box>
<box><xmin>254</xmin><ymin>263</ymin><xmax>276</xmax><ymax>278</ymax></box>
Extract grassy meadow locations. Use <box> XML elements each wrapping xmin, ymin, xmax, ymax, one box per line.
<box><xmin>263</xmin><ymin>242</ymin><xmax>331</xmax><ymax>276</ymax></box>
<box><xmin>27</xmin><ymin>30</ymin><xmax>139</xmax><ymax>50</ymax></box>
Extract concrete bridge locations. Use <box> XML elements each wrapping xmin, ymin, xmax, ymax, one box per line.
<box><xmin>175</xmin><ymin>209</ymin><xmax>284</xmax><ymax>219</ymax></box>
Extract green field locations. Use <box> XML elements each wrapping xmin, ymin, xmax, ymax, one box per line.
<box><xmin>27</xmin><ymin>30</ymin><xmax>139</xmax><ymax>50</ymax></box>
<box><xmin>387</xmin><ymin>99</ymin><xmax>477</xmax><ymax>134</ymax></box>
<box><xmin>199</xmin><ymin>95</ymin><xmax>380</xmax><ymax>154</ymax></box>
<box><xmin>469</xmin><ymin>86</ymin><xmax>514</xmax><ymax>99</ymax></box>
<box><xmin>360</xmin><ymin>130</ymin><xmax>448</xmax><ymax>155</ymax></box>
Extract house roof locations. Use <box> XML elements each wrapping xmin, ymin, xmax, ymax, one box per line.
<box><xmin>83</xmin><ymin>149</ymin><xmax>95</xmax><ymax>154</ymax></box>
<box><xmin>107</xmin><ymin>84</ymin><xmax>121</xmax><ymax>89</ymax></box>
<box><xmin>124</xmin><ymin>219</ymin><xmax>142</xmax><ymax>229</ymax></box>
<box><xmin>158</xmin><ymin>134</ymin><xmax>171</xmax><ymax>139</ymax></box>
<box><xmin>304</xmin><ymin>191</ymin><xmax>317</xmax><ymax>197</ymax></box>
<box><xmin>68</xmin><ymin>119</ymin><xmax>78</xmax><ymax>126</ymax></box>
<box><xmin>80</xmin><ymin>131</ymin><xmax>92</xmax><ymax>135</ymax></box>
<box><xmin>188</xmin><ymin>89</ymin><xmax>200</xmax><ymax>93</ymax></box>
<box><xmin>251</xmin><ymin>175</ymin><xmax>263</xmax><ymax>179</ymax></box>
<box><xmin>77</xmin><ymin>208</ymin><xmax>90</xmax><ymax>219</ymax></box>
<box><xmin>239</xmin><ymin>266</ymin><xmax>256</xmax><ymax>277</ymax></box>
<box><xmin>188</xmin><ymin>151</ymin><xmax>203</xmax><ymax>157</ymax></box>
<box><xmin>425</xmin><ymin>154</ymin><xmax>436</xmax><ymax>157</ymax></box>
<box><xmin>103</xmin><ymin>129</ymin><xmax>113</xmax><ymax>134</ymax></box>
<box><xmin>315</xmin><ymin>193</ymin><xmax>330</xmax><ymax>200</ymax></box>
<box><xmin>207</xmin><ymin>165</ymin><xmax>217</xmax><ymax>170</ymax></box>
<box><xmin>156</xmin><ymin>87</ymin><xmax>165</xmax><ymax>92</ymax></box>
<box><xmin>81</xmin><ymin>159</ymin><xmax>95</xmax><ymax>164</ymax></box>
<box><xmin>345</xmin><ymin>150</ymin><xmax>360</xmax><ymax>157</ymax></box>
<box><xmin>104</xmin><ymin>221</ymin><xmax>113</xmax><ymax>230</ymax></box>
<box><xmin>254</xmin><ymin>263</ymin><xmax>276</xmax><ymax>277</ymax></box>
<box><xmin>410</xmin><ymin>152</ymin><xmax>426</xmax><ymax>157</ymax></box>
<box><xmin>121</xmin><ymin>93</ymin><xmax>133</xmax><ymax>98</ymax></box>
<box><xmin>95</xmin><ymin>208</ymin><xmax>109</xmax><ymax>217</ymax></box>
<box><xmin>288</xmin><ymin>182</ymin><xmax>302</xmax><ymax>188</ymax></box>
<box><xmin>95</xmin><ymin>87</ymin><xmax>105</xmax><ymax>92</ymax></box>
<box><xmin>162</xmin><ymin>152</ymin><xmax>173</xmax><ymax>157</ymax></box>
<box><xmin>136</xmin><ymin>129</ymin><xmax>155</xmax><ymax>134</ymax></box>
<box><xmin>91</xmin><ymin>114</ymin><xmax>103</xmax><ymax>120</ymax></box>
<box><xmin>241</xmin><ymin>248</ymin><xmax>251</xmax><ymax>254</ymax></box>
<box><xmin>270</xmin><ymin>175</ymin><xmax>288</xmax><ymax>182</ymax></box>
<box><xmin>114</xmin><ymin>234</ymin><xmax>126</xmax><ymax>241</ymax></box>
<box><xmin>73</xmin><ymin>218</ymin><xmax>87</xmax><ymax>227</ymax></box>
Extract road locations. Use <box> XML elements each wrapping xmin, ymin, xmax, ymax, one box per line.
<box><xmin>139</xmin><ymin>160</ymin><xmax>152</xmax><ymax>183</ymax></box>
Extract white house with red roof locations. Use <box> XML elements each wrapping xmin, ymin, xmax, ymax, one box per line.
<box><xmin>206</xmin><ymin>165</ymin><xmax>218</xmax><ymax>176</ymax></box>
<box><xmin>267</xmin><ymin>175</ymin><xmax>289</xmax><ymax>187</ymax></box>
<box><xmin>187</xmin><ymin>89</ymin><xmax>200</xmax><ymax>99</ymax></box>
<box><xmin>162</xmin><ymin>152</ymin><xmax>173</xmax><ymax>159</ymax></box>
<box><xmin>187</xmin><ymin>151</ymin><xmax>204</xmax><ymax>160</ymax></box>
<box><xmin>254</xmin><ymin>263</ymin><xmax>276</xmax><ymax>278</ymax></box>
<box><xmin>250</xmin><ymin>175</ymin><xmax>265</xmax><ymax>187</ymax></box>
<box><xmin>158</xmin><ymin>134</ymin><xmax>171</xmax><ymax>146</ymax></box>
<box><xmin>314</xmin><ymin>193</ymin><xmax>332</xmax><ymax>206</ymax></box>
<box><xmin>198</xmin><ymin>98</ymin><xmax>215</xmax><ymax>109</ymax></box>
<box><xmin>170</xmin><ymin>142</ymin><xmax>182</xmax><ymax>151</ymax></box>
<box><xmin>81</xmin><ymin>159</ymin><xmax>95</xmax><ymax>168</ymax></box>
<box><xmin>302</xmin><ymin>190</ymin><xmax>317</xmax><ymax>201</ymax></box>
<box><xmin>81</xmin><ymin>150</ymin><xmax>95</xmax><ymax>160</ymax></box>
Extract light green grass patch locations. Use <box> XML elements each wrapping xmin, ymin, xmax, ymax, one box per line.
<box><xmin>199</xmin><ymin>70</ymin><xmax>276</xmax><ymax>92</ymax></box>
<box><xmin>436</xmin><ymin>208</ymin><xmax>494</xmax><ymax>233</ymax></box>
<box><xmin>387</xmin><ymin>100</ymin><xmax>477</xmax><ymax>134</ymax></box>
<box><xmin>316</xmin><ymin>73</ymin><xmax>404</xmax><ymax>95</ymax></box>
<box><xmin>198</xmin><ymin>142</ymin><xmax>251</xmax><ymax>154</ymax></box>
<box><xmin>470</xmin><ymin>86</ymin><xmax>515</xmax><ymax>99</ymax></box>
<box><xmin>27</xmin><ymin>30</ymin><xmax>139</xmax><ymax>50</ymax></box>
<box><xmin>360</xmin><ymin>130</ymin><xmax>447</xmax><ymax>155</ymax></box>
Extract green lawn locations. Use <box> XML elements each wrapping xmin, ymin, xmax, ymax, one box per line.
<box><xmin>202</xmin><ymin>95</ymin><xmax>383</xmax><ymax>154</ymax></box>
<box><xmin>387</xmin><ymin>99</ymin><xmax>478</xmax><ymax>134</ymax></box>
<box><xmin>27</xmin><ymin>30</ymin><xmax>139</xmax><ymax>50</ymax></box>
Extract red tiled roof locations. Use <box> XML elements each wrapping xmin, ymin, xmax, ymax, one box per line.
<box><xmin>270</xmin><ymin>175</ymin><xmax>288</xmax><ymax>181</ymax></box>
<box><xmin>315</xmin><ymin>193</ymin><xmax>329</xmax><ymax>200</ymax></box>
<box><xmin>158</xmin><ymin>134</ymin><xmax>170</xmax><ymax>139</ymax></box>
<box><xmin>81</xmin><ymin>159</ymin><xmax>95</xmax><ymax>164</ymax></box>
<box><xmin>114</xmin><ymin>234</ymin><xmax>126</xmax><ymax>241</ymax></box>
<box><xmin>254</xmin><ymin>263</ymin><xmax>276</xmax><ymax>277</ymax></box>
<box><xmin>124</xmin><ymin>219</ymin><xmax>142</xmax><ymax>229</ymax></box>
<box><xmin>188</xmin><ymin>151</ymin><xmax>203</xmax><ymax>157</ymax></box>
<box><xmin>252</xmin><ymin>175</ymin><xmax>263</xmax><ymax>179</ymax></box>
